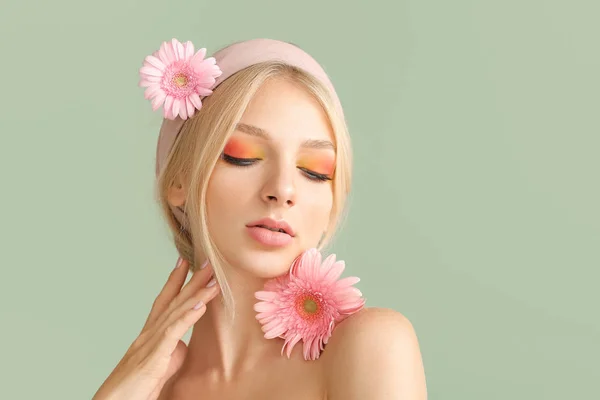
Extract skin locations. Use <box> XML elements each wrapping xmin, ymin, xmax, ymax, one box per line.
<box><xmin>159</xmin><ymin>77</ymin><xmax>427</xmax><ymax>399</ymax></box>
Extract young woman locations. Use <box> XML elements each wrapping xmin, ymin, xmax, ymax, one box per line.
<box><xmin>93</xmin><ymin>38</ymin><xmax>427</xmax><ymax>400</ymax></box>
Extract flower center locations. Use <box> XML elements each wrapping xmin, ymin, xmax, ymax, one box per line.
<box><xmin>172</xmin><ymin>73</ymin><xmax>189</xmax><ymax>87</ymax></box>
<box><xmin>303</xmin><ymin>298</ymin><xmax>318</xmax><ymax>314</ymax></box>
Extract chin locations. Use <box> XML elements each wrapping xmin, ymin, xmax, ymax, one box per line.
<box><xmin>237</xmin><ymin>247</ymin><xmax>298</xmax><ymax>278</ymax></box>
<box><xmin>215</xmin><ymin>232</ymin><xmax>318</xmax><ymax>279</ymax></box>
<box><xmin>218</xmin><ymin>234</ymin><xmax>305</xmax><ymax>278</ymax></box>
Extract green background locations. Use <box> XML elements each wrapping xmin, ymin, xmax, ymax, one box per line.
<box><xmin>1</xmin><ymin>0</ymin><xmax>598</xmax><ymax>398</ymax></box>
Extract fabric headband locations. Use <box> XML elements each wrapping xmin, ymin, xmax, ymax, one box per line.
<box><xmin>139</xmin><ymin>37</ymin><xmax>344</xmax><ymax>229</ymax></box>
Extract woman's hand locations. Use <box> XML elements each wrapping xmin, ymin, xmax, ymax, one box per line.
<box><xmin>92</xmin><ymin>258</ymin><xmax>220</xmax><ymax>400</ymax></box>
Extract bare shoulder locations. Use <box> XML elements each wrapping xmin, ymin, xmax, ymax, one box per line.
<box><xmin>323</xmin><ymin>307</ymin><xmax>418</xmax><ymax>358</ymax></box>
<box><xmin>322</xmin><ymin>307</ymin><xmax>428</xmax><ymax>400</ymax></box>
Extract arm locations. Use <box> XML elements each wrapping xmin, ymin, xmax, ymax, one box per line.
<box><xmin>324</xmin><ymin>307</ymin><xmax>428</xmax><ymax>400</ymax></box>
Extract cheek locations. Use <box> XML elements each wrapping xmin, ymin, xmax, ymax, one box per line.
<box><xmin>298</xmin><ymin>183</ymin><xmax>333</xmax><ymax>235</ymax></box>
<box><xmin>206</xmin><ymin>164</ymin><xmax>256</xmax><ymax>224</ymax></box>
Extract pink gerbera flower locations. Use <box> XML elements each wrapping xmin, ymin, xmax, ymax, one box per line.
<box><xmin>254</xmin><ymin>248</ymin><xmax>366</xmax><ymax>361</ymax></box>
<box><xmin>138</xmin><ymin>38</ymin><xmax>223</xmax><ymax>120</ymax></box>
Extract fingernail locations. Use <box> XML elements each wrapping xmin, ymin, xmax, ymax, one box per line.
<box><xmin>193</xmin><ymin>300</ymin><xmax>204</xmax><ymax>310</ymax></box>
<box><xmin>175</xmin><ymin>257</ymin><xmax>183</xmax><ymax>269</ymax></box>
<box><xmin>206</xmin><ymin>277</ymin><xmax>217</xmax><ymax>287</ymax></box>
<box><xmin>200</xmin><ymin>259</ymin><xmax>208</xmax><ymax>269</ymax></box>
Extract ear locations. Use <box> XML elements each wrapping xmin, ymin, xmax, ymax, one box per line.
<box><xmin>167</xmin><ymin>177</ymin><xmax>187</xmax><ymax>208</ymax></box>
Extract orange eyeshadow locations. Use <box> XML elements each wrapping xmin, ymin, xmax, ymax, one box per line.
<box><xmin>298</xmin><ymin>153</ymin><xmax>336</xmax><ymax>176</ymax></box>
<box><xmin>223</xmin><ymin>137</ymin><xmax>265</xmax><ymax>158</ymax></box>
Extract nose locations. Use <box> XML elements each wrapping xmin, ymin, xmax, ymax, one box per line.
<box><xmin>261</xmin><ymin>163</ymin><xmax>296</xmax><ymax>208</ymax></box>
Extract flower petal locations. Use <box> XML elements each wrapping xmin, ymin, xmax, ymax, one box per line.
<box><xmin>151</xmin><ymin>91</ymin><xmax>167</xmax><ymax>111</ymax></box>
<box><xmin>196</xmin><ymin>87</ymin><xmax>213</xmax><ymax>96</ymax></box>
<box><xmin>190</xmin><ymin>47</ymin><xmax>207</xmax><ymax>67</ymax></box>
<box><xmin>334</xmin><ymin>276</ymin><xmax>360</xmax><ymax>288</ymax></box>
<box><xmin>189</xmin><ymin>93</ymin><xmax>202</xmax><ymax>109</ymax></box>
<box><xmin>158</xmin><ymin>42</ymin><xmax>170</xmax><ymax>64</ymax></box>
<box><xmin>303</xmin><ymin>336</ymin><xmax>318</xmax><ymax>360</ymax></box>
<box><xmin>318</xmin><ymin>253</ymin><xmax>337</xmax><ymax>280</ymax></box>
<box><xmin>256</xmin><ymin>310</ymin><xmax>279</xmax><ymax>320</ymax></box>
<box><xmin>190</xmin><ymin>49</ymin><xmax>207</xmax><ymax>69</ymax></box>
<box><xmin>262</xmin><ymin>318</ymin><xmax>285</xmax><ymax>332</ymax></box>
<box><xmin>284</xmin><ymin>333</ymin><xmax>303</xmax><ymax>358</ymax></box>
<box><xmin>322</xmin><ymin>260</ymin><xmax>345</xmax><ymax>283</ymax></box>
<box><xmin>254</xmin><ymin>301</ymin><xmax>279</xmax><ymax>313</ymax></box>
<box><xmin>185</xmin><ymin>96</ymin><xmax>195</xmax><ymax>118</ymax></box>
<box><xmin>173</xmin><ymin>38</ymin><xmax>185</xmax><ymax>61</ymax></box>
<box><xmin>255</xmin><ymin>290</ymin><xmax>279</xmax><ymax>301</ymax></box>
<box><xmin>178</xmin><ymin>98</ymin><xmax>188</xmax><ymax>120</ymax></box>
<box><xmin>144</xmin><ymin>55</ymin><xmax>166</xmax><ymax>71</ymax></box>
<box><xmin>191</xmin><ymin>58</ymin><xmax>218</xmax><ymax>77</ymax></box>
<box><xmin>291</xmin><ymin>248</ymin><xmax>320</xmax><ymax>279</ymax></box>
<box><xmin>144</xmin><ymin>85</ymin><xmax>162</xmax><ymax>100</ymax></box>
<box><xmin>139</xmin><ymin>77</ymin><xmax>159</xmax><ymax>87</ymax></box>
<box><xmin>164</xmin><ymin>95</ymin><xmax>174</xmax><ymax>118</ymax></box>
<box><xmin>163</xmin><ymin>40</ymin><xmax>176</xmax><ymax>64</ymax></box>
<box><xmin>183</xmin><ymin>40</ymin><xmax>194</xmax><ymax>61</ymax></box>
<box><xmin>139</xmin><ymin>73</ymin><xmax>162</xmax><ymax>83</ymax></box>
<box><xmin>172</xmin><ymin>98</ymin><xmax>181</xmax><ymax>119</ymax></box>
<box><xmin>195</xmin><ymin>77</ymin><xmax>216</xmax><ymax>89</ymax></box>
<box><xmin>264</xmin><ymin>322</ymin><xmax>287</xmax><ymax>339</ymax></box>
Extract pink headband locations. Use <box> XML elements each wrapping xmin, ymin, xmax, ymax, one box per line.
<box><xmin>139</xmin><ymin>38</ymin><xmax>344</xmax><ymax>228</ymax></box>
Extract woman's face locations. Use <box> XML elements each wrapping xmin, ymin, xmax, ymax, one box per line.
<box><xmin>206</xmin><ymin>77</ymin><xmax>336</xmax><ymax>278</ymax></box>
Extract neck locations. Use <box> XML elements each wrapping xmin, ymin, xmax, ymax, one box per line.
<box><xmin>182</xmin><ymin>266</ymin><xmax>286</xmax><ymax>381</ymax></box>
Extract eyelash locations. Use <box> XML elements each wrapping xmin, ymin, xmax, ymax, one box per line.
<box><xmin>220</xmin><ymin>153</ymin><xmax>332</xmax><ymax>182</ymax></box>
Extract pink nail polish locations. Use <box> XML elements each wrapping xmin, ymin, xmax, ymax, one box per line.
<box><xmin>193</xmin><ymin>300</ymin><xmax>204</xmax><ymax>310</ymax></box>
<box><xmin>200</xmin><ymin>259</ymin><xmax>208</xmax><ymax>269</ymax></box>
<box><xmin>175</xmin><ymin>257</ymin><xmax>182</xmax><ymax>269</ymax></box>
<box><xmin>206</xmin><ymin>277</ymin><xmax>217</xmax><ymax>287</ymax></box>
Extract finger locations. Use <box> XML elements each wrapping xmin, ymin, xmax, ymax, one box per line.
<box><xmin>142</xmin><ymin>258</ymin><xmax>190</xmax><ymax>332</ymax></box>
<box><xmin>144</xmin><ymin>259</ymin><xmax>213</xmax><ymax>337</ymax></box>
<box><xmin>169</xmin><ymin>260</ymin><xmax>214</xmax><ymax>309</ymax></box>
<box><xmin>151</xmin><ymin>260</ymin><xmax>214</xmax><ymax>332</ymax></box>
<box><xmin>142</xmin><ymin>263</ymin><xmax>216</xmax><ymax>344</ymax></box>
<box><xmin>150</xmin><ymin>275</ymin><xmax>220</xmax><ymax>340</ymax></box>
<box><xmin>142</xmin><ymin>282</ymin><xmax>220</xmax><ymax>364</ymax></box>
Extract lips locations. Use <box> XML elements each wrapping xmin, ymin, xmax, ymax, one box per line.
<box><xmin>246</xmin><ymin>226</ymin><xmax>293</xmax><ymax>247</ymax></box>
<box><xmin>246</xmin><ymin>217</ymin><xmax>295</xmax><ymax>237</ymax></box>
<box><xmin>254</xmin><ymin>224</ymin><xmax>287</xmax><ymax>233</ymax></box>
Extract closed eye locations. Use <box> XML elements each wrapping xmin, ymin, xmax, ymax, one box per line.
<box><xmin>220</xmin><ymin>154</ymin><xmax>332</xmax><ymax>182</ymax></box>
<box><xmin>299</xmin><ymin>167</ymin><xmax>332</xmax><ymax>182</ymax></box>
<box><xmin>221</xmin><ymin>153</ymin><xmax>260</xmax><ymax>166</ymax></box>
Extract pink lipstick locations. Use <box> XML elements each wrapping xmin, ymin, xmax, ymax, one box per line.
<box><xmin>246</xmin><ymin>217</ymin><xmax>295</xmax><ymax>247</ymax></box>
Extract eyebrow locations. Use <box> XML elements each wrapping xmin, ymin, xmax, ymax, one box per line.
<box><xmin>235</xmin><ymin>123</ymin><xmax>336</xmax><ymax>151</ymax></box>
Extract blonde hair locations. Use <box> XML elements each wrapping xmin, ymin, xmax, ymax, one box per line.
<box><xmin>155</xmin><ymin>59</ymin><xmax>352</xmax><ymax>319</ymax></box>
